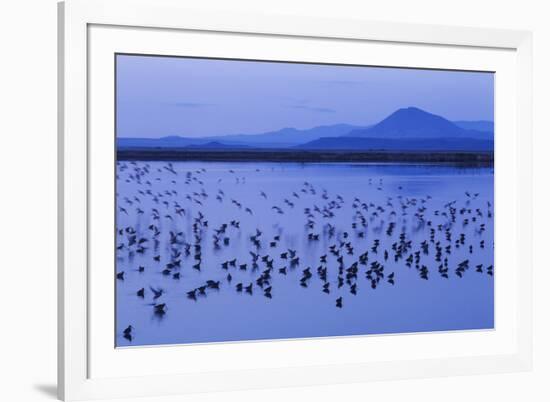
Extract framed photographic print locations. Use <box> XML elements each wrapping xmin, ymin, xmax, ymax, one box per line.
<box><xmin>58</xmin><ymin>0</ymin><xmax>533</xmax><ymax>400</ymax></box>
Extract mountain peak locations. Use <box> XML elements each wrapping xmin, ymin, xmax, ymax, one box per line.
<box><xmin>385</xmin><ymin>106</ymin><xmax>451</xmax><ymax>124</ymax></box>
<box><xmin>346</xmin><ymin>107</ymin><xmax>485</xmax><ymax>140</ymax></box>
<box><xmin>400</xmin><ymin>106</ymin><xmax>425</xmax><ymax>112</ymax></box>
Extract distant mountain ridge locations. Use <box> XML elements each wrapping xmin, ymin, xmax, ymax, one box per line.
<box><xmin>117</xmin><ymin>107</ymin><xmax>493</xmax><ymax>152</ymax></box>
<box><xmin>118</xmin><ymin>123</ymin><xmax>367</xmax><ymax>149</ymax></box>
<box><xmin>453</xmin><ymin>120</ymin><xmax>494</xmax><ymax>133</ymax></box>
<box><xmin>185</xmin><ymin>141</ymin><xmax>250</xmax><ymax>149</ymax></box>
<box><xmin>212</xmin><ymin>124</ymin><xmax>366</xmax><ymax>147</ymax></box>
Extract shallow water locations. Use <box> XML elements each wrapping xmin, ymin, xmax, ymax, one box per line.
<box><xmin>115</xmin><ymin>161</ymin><xmax>494</xmax><ymax>347</ymax></box>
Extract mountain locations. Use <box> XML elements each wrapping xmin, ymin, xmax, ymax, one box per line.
<box><xmin>453</xmin><ymin>120</ymin><xmax>494</xmax><ymax>133</ymax></box>
<box><xmin>296</xmin><ymin>136</ymin><xmax>493</xmax><ymax>152</ymax></box>
<box><xmin>347</xmin><ymin>107</ymin><xmax>492</xmax><ymax>140</ymax></box>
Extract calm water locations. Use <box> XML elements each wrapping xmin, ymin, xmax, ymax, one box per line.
<box><xmin>115</xmin><ymin>161</ymin><xmax>494</xmax><ymax>347</ymax></box>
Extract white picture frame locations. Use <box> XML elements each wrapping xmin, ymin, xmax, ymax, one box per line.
<box><xmin>58</xmin><ymin>0</ymin><xmax>533</xmax><ymax>400</ymax></box>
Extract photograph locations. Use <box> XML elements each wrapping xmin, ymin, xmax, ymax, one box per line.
<box><xmin>115</xmin><ymin>54</ymin><xmax>494</xmax><ymax>347</ymax></box>
<box><xmin>1</xmin><ymin>0</ymin><xmax>543</xmax><ymax>400</ymax></box>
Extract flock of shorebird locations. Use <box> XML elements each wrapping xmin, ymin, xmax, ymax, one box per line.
<box><xmin>116</xmin><ymin>161</ymin><xmax>493</xmax><ymax>342</ymax></box>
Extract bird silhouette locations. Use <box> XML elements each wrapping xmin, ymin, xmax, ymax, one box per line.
<box><xmin>149</xmin><ymin>286</ymin><xmax>164</xmax><ymax>300</ymax></box>
<box><xmin>336</xmin><ymin>297</ymin><xmax>343</xmax><ymax>308</ymax></box>
<box><xmin>123</xmin><ymin>325</ymin><xmax>133</xmax><ymax>341</ymax></box>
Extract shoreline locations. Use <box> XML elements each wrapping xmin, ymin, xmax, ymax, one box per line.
<box><xmin>116</xmin><ymin>148</ymin><xmax>494</xmax><ymax>166</ymax></box>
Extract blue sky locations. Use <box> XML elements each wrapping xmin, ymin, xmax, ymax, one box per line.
<box><xmin>116</xmin><ymin>54</ymin><xmax>494</xmax><ymax>138</ymax></box>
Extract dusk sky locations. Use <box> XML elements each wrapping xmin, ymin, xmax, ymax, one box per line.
<box><xmin>116</xmin><ymin>54</ymin><xmax>494</xmax><ymax>138</ymax></box>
